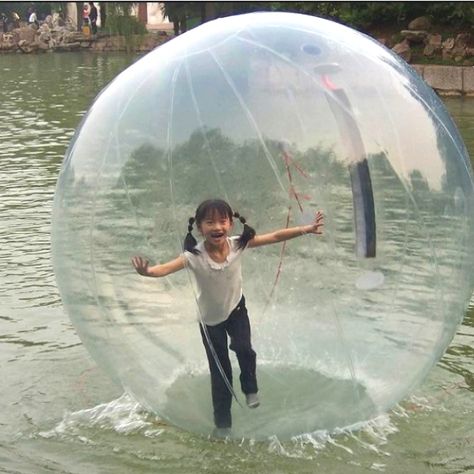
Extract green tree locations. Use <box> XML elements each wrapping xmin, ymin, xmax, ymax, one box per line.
<box><xmin>160</xmin><ymin>1</ymin><xmax>473</xmax><ymax>34</ymax></box>
<box><xmin>104</xmin><ymin>2</ymin><xmax>146</xmax><ymax>36</ymax></box>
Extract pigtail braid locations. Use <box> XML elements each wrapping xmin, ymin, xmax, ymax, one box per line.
<box><xmin>184</xmin><ymin>217</ymin><xmax>199</xmax><ymax>254</ymax></box>
<box><xmin>234</xmin><ymin>211</ymin><xmax>256</xmax><ymax>249</ymax></box>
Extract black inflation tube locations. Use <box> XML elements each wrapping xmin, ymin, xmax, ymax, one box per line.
<box><xmin>322</xmin><ymin>75</ymin><xmax>376</xmax><ymax>258</ymax></box>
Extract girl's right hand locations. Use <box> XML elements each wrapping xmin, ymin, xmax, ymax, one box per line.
<box><xmin>132</xmin><ymin>256</ymin><xmax>149</xmax><ymax>276</ymax></box>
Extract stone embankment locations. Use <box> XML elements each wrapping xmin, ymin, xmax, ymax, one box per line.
<box><xmin>380</xmin><ymin>15</ymin><xmax>473</xmax><ymax>96</ymax></box>
<box><xmin>0</xmin><ymin>19</ymin><xmax>169</xmax><ymax>54</ymax></box>
<box><xmin>412</xmin><ymin>65</ymin><xmax>474</xmax><ymax>97</ymax></box>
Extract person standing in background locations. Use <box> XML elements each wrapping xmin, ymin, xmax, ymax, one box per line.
<box><xmin>1</xmin><ymin>12</ymin><xmax>8</xmax><ymax>33</ymax></box>
<box><xmin>11</xmin><ymin>11</ymin><xmax>20</xmax><ymax>28</ymax></box>
<box><xmin>88</xmin><ymin>2</ymin><xmax>98</xmax><ymax>35</ymax></box>
<box><xmin>28</xmin><ymin>7</ymin><xmax>39</xmax><ymax>28</ymax></box>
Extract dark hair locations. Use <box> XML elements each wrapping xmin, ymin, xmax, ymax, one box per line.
<box><xmin>184</xmin><ymin>199</ymin><xmax>256</xmax><ymax>254</ymax></box>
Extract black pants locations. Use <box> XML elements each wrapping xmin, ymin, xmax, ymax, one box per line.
<box><xmin>199</xmin><ymin>296</ymin><xmax>258</xmax><ymax>428</ymax></box>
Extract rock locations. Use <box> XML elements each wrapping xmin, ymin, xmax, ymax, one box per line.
<box><xmin>408</xmin><ymin>16</ymin><xmax>431</xmax><ymax>31</ymax></box>
<box><xmin>37</xmin><ymin>39</ymin><xmax>50</xmax><ymax>50</ymax></box>
<box><xmin>392</xmin><ymin>39</ymin><xmax>411</xmax><ymax>62</ymax></box>
<box><xmin>453</xmin><ymin>47</ymin><xmax>467</xmax><ymax>61</ymax></box>
<box><xmin>411</xmin><ymin>64</ymin><xmax>424</xmax><ymax>78</ymax></box>
<box><xmin>400</xmin><ymin>30</ymin><xmax>428</xmax><ymax>43</ymax></box>
<box><xmin>17</xmin><ymin>38</ymin><xmax>38</xmax><ymax>53</ymax></box>
<box><xmin>463</xmin><ymin>67</ymin><xmax>474</xmax><ymax>95</ymax></box>
<box><xmin>69</xmin><ymin>31</ymin><xmax>86</xmax><ymax>41</ymax></box>
<box><xmin>423</xmin><ymin>44</ymin><xmax>437</xmax><ymax>57</ymax></box>
<box><xmin>443</xmin><ymin>37</ymin><xmax>455</xmax><ymax>50</ymax></box>
<box><xmin>44</xmin><ymin>15</ymin><xmax>53</xmax><ymax>28</ymax></box>
<box><xmin>11</xmin><ymin>26</ymin><xmax>36</xmax><ymax>45</ymax></box>
<box><xmin>90</xmin><ymin>40</ymin><xmax>106</xmax><ymax>51</ymax></box>
<box><xmin>38</xmin><ymin>23</ymin><xmax>50</xmax><ymax>34</ymax></box>
<box><xmin>51</xmin><ymin>12</ymin><xmax>66</xmax><ymax>28</ymax></box>
<box><xmin>0</xmin><ymin>32</ymin><xmax>14</xmax><ymax>50</ymax></box>
<box><xmin>38</xmin><ymin>30</ymin><xmax>51</xmax><ymax>44</ymax></box>
<box><xmin>427</xmin><ymin>33</ymin><xmax>442</xmax><ymax>48</ymax></box>
<box><xmin>449</xmin><ymin>33</ymin><xmax>470</xmax><ymax>61</ymax></box>
<box><xmin>439</xmin><ymin>34</ymin><xmax>470</xmax><ymax>61</ymax></box>
<box><xmin>423</xmin><ymin>33</ymin><xmax>442</xmax><ymax>57</ymax></box>
<box><xmin>455</xmin><ymin>33</ymin><xmax>471</xmax><ymax>49</ymax></box>
<box><xmin>442</xmin><ymin>37</ymin><xmax>455</xmax><ymax>60</ymax></box>
<box><xmin>423</xmin><ymin>65</ymin><xmax>462</xmax><ymax>95</ymax></box>
<box><xmin>1</xmin><ymin>26</ymin><xmax>172</xmax><ymax>54</ymax></box>
<box><xmin>54</xmin><ymin>42</ymin><xmax>80</xmax><ymax>51</ymax></box>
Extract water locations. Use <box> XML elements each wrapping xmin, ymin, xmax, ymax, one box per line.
<box><xmin>1</xmin><ymin>52</ymin><xmax>473</xmax><ymax>473</ymax></box>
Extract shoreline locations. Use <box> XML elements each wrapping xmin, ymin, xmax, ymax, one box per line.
<box><xmin>412</xmin><ymin>64</ymin><xmax>474</xmax><ymax>97</ymax></box>
<box><xmin>2</xmin><ymin>30</ymin><xmax>473</xmax><ymax>97</ymax></box>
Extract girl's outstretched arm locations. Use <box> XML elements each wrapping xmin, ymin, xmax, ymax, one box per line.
<box><xmin>248</xmin><ymin>211</ymin><xmax>324</xmax><ymax>248</ymax></box>
<box><xmin>132</xmin><ymin>255</ymin><xmax>186</xmax><ymax>277</ymax></box>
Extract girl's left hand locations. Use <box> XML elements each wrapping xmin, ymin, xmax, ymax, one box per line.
<box><xmin>308</xmin><ymin>210</ymin><xmax>324</xmax><ymax>235</ymax></box>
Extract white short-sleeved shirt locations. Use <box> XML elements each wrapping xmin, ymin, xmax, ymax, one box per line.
<box><xmin>183</xmin><ymin>236</ymin><xmax>245</xmax><ymax>326</ymax></box>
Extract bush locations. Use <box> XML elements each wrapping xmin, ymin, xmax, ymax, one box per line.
<box><xmin>425</xmin><ymin>2</ymin><xmax>474</xmax><ymax>27</ymax></box>
<box><xmin>105</xmin><ymin>14</ymin><xmax>147</xmax><ymax>37</ymax></box>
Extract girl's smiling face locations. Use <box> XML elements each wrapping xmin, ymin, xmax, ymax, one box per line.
<box><xmin>198</xmin><ymin>211</ymin><xmax>233</xmax><ymax>246</ymax></box>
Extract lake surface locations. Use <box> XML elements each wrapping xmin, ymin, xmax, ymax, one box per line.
<box><xmin>1</xmin><ymin>52</ymin><xmax>473</xmax><ymax>473</ymax></box>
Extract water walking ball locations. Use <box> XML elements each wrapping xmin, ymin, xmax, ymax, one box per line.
<box><xmin>52</xmin><ymin>12</ymin><xmax>474</xmax><ymax>439</ymax></box>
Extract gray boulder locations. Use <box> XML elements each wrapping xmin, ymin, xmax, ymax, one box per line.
<box><xmin>408</xmin><ymin>16</ymin><xmax>431</xmax><ymax>31</ymax></box>
<box><xmin>392</xmin><ymin>39</ymin><xmax>412</xmax><ymax>62</ymax></box>
<box><xmin>400</xmin><ymin>30</ymin><xmax>428</xmax><ymax>43</ymax></box>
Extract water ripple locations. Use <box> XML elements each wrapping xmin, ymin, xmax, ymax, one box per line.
<box><xmin>1</xmin><ymin>53</ymin><xmax>135</xmax><ymax>310</ymax></box>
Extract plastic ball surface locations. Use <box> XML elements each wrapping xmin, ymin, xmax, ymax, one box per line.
<box><xmin>52</xmin><ymin>12</ymin><xmax>474</xmax><ymax>439</ymax></box>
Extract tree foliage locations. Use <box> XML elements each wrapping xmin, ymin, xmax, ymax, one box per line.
<box><xmin>0</xmin><ymin>2</ymin><xmax>58</xmax><ymax>21</ymax></box>
<box><xmin>103</xmin><ymin>2</ymin><xmax>147</xmax><ymax>36</ymax></box>
<box><xmin>161</xmin><ymin>1</ymin><xmax>473</xmax><ymax>33</ymax></box>
<box><xmin>0</xmin><ymin>2</ymin><xmax>471</xmax><ymax>35</ymax></box>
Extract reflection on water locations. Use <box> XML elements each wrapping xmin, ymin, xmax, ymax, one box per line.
<box><xmin>0</xmin><ymin>53</ymin><xmax>134</xmax><ymax>311</ymax></box>
<box><xmin>0</xmin><ymin>51</ymin><xmax>473</xmax><ymax>472</ymax></box>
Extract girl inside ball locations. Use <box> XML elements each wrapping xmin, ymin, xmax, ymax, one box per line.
<box><xmin>132</xmin><ymin>198</ymin><xmax>324</xmax><ymax>437</ymax></box>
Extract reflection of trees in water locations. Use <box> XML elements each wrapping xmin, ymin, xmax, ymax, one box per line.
<box><xmin>60</xmin><ymin>122</ymin><xmax>468</xmax><ymax>256</ymax></box>
<box><xmin>57</xmin><ymin>123</ymin><xmax>471</xmax><ymax>286</ymax></box>
<box><xmin>113</xmin><ymin>127</ymin><xmax>347</xmax><ymax>246</ymax></box>
<box><xmin>440</xmin><ymin>341</ymin><xmax>474</xmax><ymax>390</ymax></box>
<box><xmin>112</xmin><ymin>125</ymin><xmax>466</xmax><ymax>266</ymax></box>
<box><xmin>118</xmin><ymin>126</ymin><xmax>346</xmax><ymax>205</ymax></box>
<box><xmin>83</xmin><ymin>127</ymin><xmax>346</xmax><ymax>277</ymax></box>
